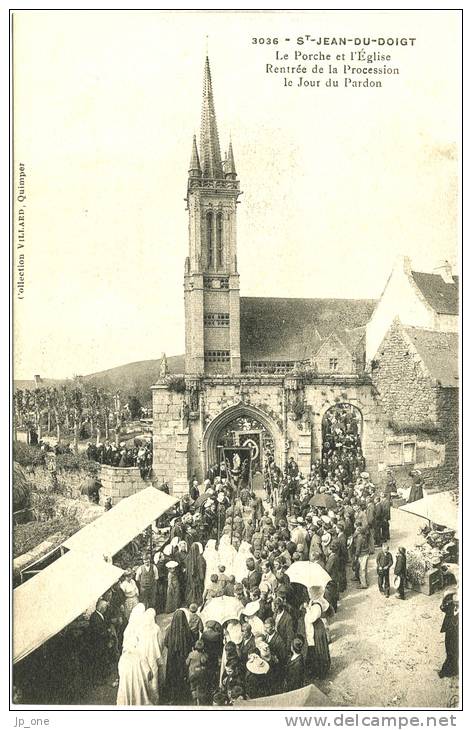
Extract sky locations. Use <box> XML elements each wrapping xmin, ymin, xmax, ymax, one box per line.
<box><xmin>12</xmin><ymin>10</ymin><xmax>460</xmax><ymax>379</ymax></box>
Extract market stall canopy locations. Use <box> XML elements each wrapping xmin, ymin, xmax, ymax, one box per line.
<box><xmin>63</xmin><ymin>487</ymin><xmax>178</xmax><ymax>558</ymax></box>
<box><xmin>399</xmin><ymin>491</ymin><xmax>458</xmax><ymax>530</ymax></box>
<box><xmin>13</xmin><ymin>551</ymin><xmax>123</xmax><ymax>664</ymax></box>
<box><xmin>235</xmin><ymin>683</ymin><xmax>333</xmax><ymax>707</ymax></box>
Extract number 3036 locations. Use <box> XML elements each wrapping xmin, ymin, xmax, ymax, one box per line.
<box><xmin>252</xmin><ymin>37</ymin><xmax>279</xmax><ymax>44</ymax></box>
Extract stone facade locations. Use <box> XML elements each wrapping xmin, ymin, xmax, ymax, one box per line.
<box><xmin>152</xmin><ymin>373</ymin><xmax>387</xmax><ymax>496</ymax></box>
<box><xmin>371</xmin><ymin>318</ymin><xmax>459</xmax><ymax>489</ymax></box>
<box><xmin>99</xmin><ymin>465</ymin><xmax>149</xmax><ymax>505</ymax></box>
<box><xmin>313</xmin><ymin>334</ymin><xmax>357</xmax><ymax>374</ymax></box>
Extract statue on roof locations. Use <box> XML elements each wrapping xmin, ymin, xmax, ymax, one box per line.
<box><xmin>159</xmin><ymin>353</ymin><xmax>168</xmax><ymax>378</ymax></box>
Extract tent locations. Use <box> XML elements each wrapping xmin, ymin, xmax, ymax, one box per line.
<box><xmin>399</xmin><ymin>491</ymin><xmax>458</xmax><ymax>530</ymax></box>
<box><xmin>234</xmin><ymin>683</ymin><xmax>333</xmax><ymax>707</ymax></box>
<box><xmin>62</xmin><ymin>486</ymin><xmax>178</xmax><ymax>558</ymax></box>
<box><xmin>13</xmin><ymin>551</ymin><xmax>123</xmax><ymax>664</ymax></box>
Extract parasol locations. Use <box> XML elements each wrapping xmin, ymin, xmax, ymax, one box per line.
<box><xmin>193</xmin><ymin>492</ymin><xmax>213</xmax><ymax>509</ymax></box>
<box><xmin>199</xmin><ymin>595</ymin><xmax>244</xmax><ymax>625</ymax></box>
<box><xmin>285</xmin><ymin>560</ymin><xmax>331</xmax><ymax>588</ymax></box>
<box><xmin>309</xmin><ymin>494</ymin><xmax>337</xmax><ymax>510</ymax></box>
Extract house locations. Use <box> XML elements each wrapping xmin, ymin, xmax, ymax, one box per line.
<box><xmin>372</xmin><ymin>317</ymin><xmax>459</xmax><ymax>488</ymax></box>
<box><xmin>366</xmin><ymin>256</ymin><xmax>459</xmax><ymax>364</ymax></box>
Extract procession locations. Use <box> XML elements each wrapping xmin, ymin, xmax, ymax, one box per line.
<box><xmin>13</xmin><ymin>418</ymin><xmax>459</xmax><ymax>708</ymax></box>
<box><xmin>11</xmin><ymin>19</ymin><xmax>460</xmax><ymax>712</ymax></box>
<box><xmin>109</xmin><ymin>449</ymin><xmax>459</xmax><ymax>706</ymax></box>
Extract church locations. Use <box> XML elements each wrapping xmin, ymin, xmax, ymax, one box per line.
<box><xmin>151</xmin><ymin>56</ymin><xmax>459</xmax><ymax>497</ymax></box>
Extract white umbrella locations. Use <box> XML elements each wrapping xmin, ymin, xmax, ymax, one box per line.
<box><xmin>399</xmin><ymin>491</ymin><xmax>458</xmax><ymax>530</ymax></box>
<box><xmin>200</xmin><ymin>595</ymin><xmax>244</xmax><ymax>625</ymax></box>
<box><xmin>285</xmin><ymin>560</ymin><xmax>331</xmax><ymax>588</ymax></box>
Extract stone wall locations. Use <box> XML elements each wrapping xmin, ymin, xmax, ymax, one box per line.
<box><xmin>99</xmin><ymin>465</ymin><xmax>148</xmax><ymax>504</ymax></box>
<box><xmin>152</xmin><ymin>383</ymin><xmax>188</xmax><ymax>496</ymax></box>
<box><xmin>372</xmin><ymin>318</ymin><xmax>438</xmax><ymax>428</ymax></box>
<box><xmin>372</xmin><ymin>319</ymin><xmax>459</xmax><ymax>489</ymax></box>
<box><xmin>314</xmin><ymin>338</ymin><xmax>355</xmax><ymax>374</ymax></box>
<box><xmin>24</xmin><ymin>464</ymin><xmax>89</xmax><ymax>499</ymax></box>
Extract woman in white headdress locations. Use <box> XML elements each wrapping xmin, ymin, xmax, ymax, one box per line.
<box><xmin>233</xmin><ymin>540</ymin><xmax>253</xmax><ymax>583</ymax></box>
<box><xmin>217</xmin><ymin>534</ymin><xmax>237</xmax><ymax>577</ymax></box>
<box><xmin>117</xmin><ymin>603</ymin><xmax>153</xmax><ymax>706</ymax></box>
<box><xmin>138</xmin><ymin>608</ymin><xmax>165</xmax><ymax>703</ymax></box>
<box><xmin>122</xmin><ymin>602</ymin><xmax>146</xmax><ymax>651</ymax></box>
<box><xmin>203</xmin><ymin>538</ymin><xmax>219</xmax><ymax>588</ymax></box>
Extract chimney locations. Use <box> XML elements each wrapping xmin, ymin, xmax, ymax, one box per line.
<box><xmin>394</xmin><ymin>255</ymin><xmax>411</xmax><ymax>275</ymax></box>
<box><xmin>433</xmin><ymin>260</ymin><xmax>454</xmax><ymax>284</ymax></box>
<box><xmin>34</xmin><ymin>374</ymin><xmax>41</xmax><ymax>384</ymax></box>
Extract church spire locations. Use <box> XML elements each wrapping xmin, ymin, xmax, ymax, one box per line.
<box><xmin>225</xmin><ymin>139</ymin><xmax>237</xmax><ymax>179</ymax></box>
<box><xmin>188</xmin><ymin>134</ymin><xmax>201</xmax><ymax>178</ymax></box>
<box><xmin>200</xmin><ymin>55</ymin><xmax>224</xmax><ymax>179</ymax></box>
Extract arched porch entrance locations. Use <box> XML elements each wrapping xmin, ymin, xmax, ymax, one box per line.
<box><xmin>202</xmin><ymin>404</ymin><xmax>283</xmax><ymax>475</ymax></box>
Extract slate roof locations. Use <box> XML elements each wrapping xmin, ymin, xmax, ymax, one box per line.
<box><xmin>240</xmin><ymin>297</ymin><xmax>376</xmax><ymax>362</ymax></box>
<box><xmin>411</xmin><ymin>271</ymin><xmax>459</xmax><ymax>315</ymax></box>
<box><xmin>404</xmin><ymin>326</ymin><xmax>459</xmax><ymax>388</ymax></box>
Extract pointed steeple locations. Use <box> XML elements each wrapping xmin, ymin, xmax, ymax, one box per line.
<box><xmin>225</xmin><ymin>139</ymin><xmax>237</xmax><ymax>179</ymax></box>
<box><xmin>200</xmin><ymin>56</ymin><xmax>224</xmax><ymax>179</ymax></box>
<box><xmin>188</xmin><ymin>134</ymin><xmax>201</xmax><ymax>178</ymax></box>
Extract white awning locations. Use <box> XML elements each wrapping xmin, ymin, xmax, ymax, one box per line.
<box><xmin>13</xmin><ymin>551</ymin><xmax>123</xmax><ymax>664</ymax></box>
<box><xmin>62</xmin><ymin>486</ymin><xmax>178</xmax><ymax>558</ymax></box>
<box><xmin>399</xmin><ymin>491</ymin><xmax>458</xmax><ymax>530</ymax></box>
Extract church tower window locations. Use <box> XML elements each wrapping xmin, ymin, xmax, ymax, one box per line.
<box><xmin>216</xmin><ymin>213</ymin><xmax>223</xmax><ymax>268</ymax></box>
<box><xmin>206</xmin><ymin>211</ymin><xmax>213</xmax><ymax>268</ymax></box>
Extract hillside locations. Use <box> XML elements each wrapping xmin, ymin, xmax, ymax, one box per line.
<box><xmin>14</xmin><ymin>354</ymin><xmax>185</xmax><ymax>403</ymax></box>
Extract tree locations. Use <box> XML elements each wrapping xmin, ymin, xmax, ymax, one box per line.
<box><xmin>128</xmin><ymin>395</ymin><xmax>143</xmax><ymax>420</ymax></box>
<box><xmin>70</xmin><ymin>387</ymin><xmax>84</xmax><ymax>452</ymax></box>
<box><xmin>51</xmin><ymin>387</ymin><xmax>64</xmax><ymax>443</ymax></box>
<box><xmin>33</xmin><ymin>388</ymin><xmax>45</xmax><ymax>441</ymax></box>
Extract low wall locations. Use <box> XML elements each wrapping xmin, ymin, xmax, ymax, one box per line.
<box><xmin>23</xmin><ymin>464</ymin><xmax>89</xmax><ymax>500</ymax></box>
<box><xmin>99</xmin><ymin>465</ymin><xmax>149</xmax><ymax>505</ymax></box>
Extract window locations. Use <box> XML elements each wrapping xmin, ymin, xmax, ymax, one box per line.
<box><xmin>204</xmin><ymin>312</ymin><xmax>230</xmax><ymax>327</ymax></box>
<box><xmin>387</xmin><ymin>441</ymin><xmax>416</xmax><ymax>466</ymax></box>
<box><xmin>329</xmin><ymin>358</ymin><xmax>338</xmax><ymax>371</ymax></box>
<box><xmin>387</xmin><ymin>443</ymin><xmax>403</xmax><ymax>466</ymax></box>
<box><xmin>204</xmin><ymin>276</ymin><xmax>229</xmax><ymax>289</ymax></box>
<box><xmin>216</xmin><ymin>213</ymin><xmax>223</xmax><ymax>267</ymax></box>
<box><xmin>403</xmin><ymin>442</ymin><xmax>416</xmax><ymax>464</ymax></box>
<box><xmin>206</xmin><ymin>211</ymin><xmax>213</xmax><ymax>268</ymax></box>
<box><xmin>204</xmin><ymin>350</ymin><xmax>230</xmax><ymax>363</ymax></box>
<box><xmin>241</xmin><ymin>360</ymin><xmax>297</xmax><ymax>374</ymax></box>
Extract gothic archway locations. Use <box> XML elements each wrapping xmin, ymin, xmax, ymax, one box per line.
<box><xmin>203</xmin><ymin>403</ymin><xmax>283</xmax><ymax>474</ymax></box>
<box><xmin>321</xmin><ymin>402</ymin><xmax>365</xmax><ymax>478</ymax></box>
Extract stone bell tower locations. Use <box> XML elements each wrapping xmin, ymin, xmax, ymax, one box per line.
<box><xmin>184</xmin><ymin>56</ymin><xmax>241</xmax><ymax>376</ymax></box>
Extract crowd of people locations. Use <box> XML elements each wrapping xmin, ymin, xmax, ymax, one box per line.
<box><xmin>81</xmin><ymin>454</ymin><xmax>429</xmax><ymax>707</ymax></box>
<box><xmin>322</xmin><ymin>405</ymin><xmax>365</xmax><ymax>482</ymax></box>
<box><xmin>86</xmin><ymin>440</ymin><xmax>153</xmax><ymax>478</ymax></box>
<box><xmin>13</xmin><ymin>441</ymin><xmax>458</xmax><ymax>706</ymax></box>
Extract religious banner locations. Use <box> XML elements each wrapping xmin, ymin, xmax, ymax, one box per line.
<box><xmin>221</xmin><ymin>446</ymin><xmax>252</xmax><ymax>491</ymax></box>
<box><xmin>237</xmin><ymin>431</ymin><xmax>262</xmax><ymax>472</ymax></box>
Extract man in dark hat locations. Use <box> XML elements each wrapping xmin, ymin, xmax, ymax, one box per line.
<box><xmin>135</xmin><ymin>554</ymin><xmax>158</xmax><ymax>609</ymax></box>
<box><xmin>264</xmin><ymin>616</ymin><xmax>287</xmax><ymax>688</ymax></box>
<box><xmin>285</xmin><ymin>636</ymin><xmax>305</xmax><ymax>692</ymax></box>
<box><xmin>394</xmin><ymin>546</ymin><xmax>407</xmax><ymax>600</ymax></box>
<box><xmin>273</xmin><ymin>596</ymin><xmax>295</xmax><ymax>655</ymax></box>
<box><xmin>376</xmin><ymin>543</ymin><xmax>393</xmax><ymax>598</ymax></box>
<box><xmin>239</xmin><ymin>622</ymin><xmax>256</xmax><ymax>664</ymax></box>
<box><xmin>246</xmin><ymin>558</ymin><xmax>262</xmax><ymax>590</ymax></box>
